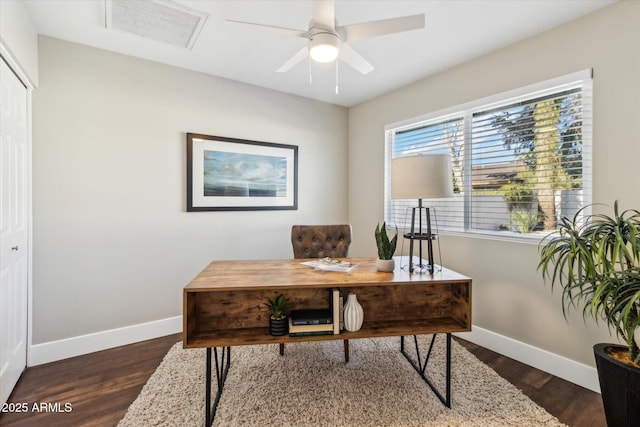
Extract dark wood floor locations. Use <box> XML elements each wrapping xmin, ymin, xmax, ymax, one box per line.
<box><xmin>0</xmin><ymin>334</ymin><xmax>606</xmax><ymax>427</ymax></box>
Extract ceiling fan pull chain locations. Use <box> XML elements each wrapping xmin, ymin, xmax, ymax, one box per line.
<box><xmin>309</xmin><ymin>56</ymin><xmax>313</xmax><ymax>85</ymax></box>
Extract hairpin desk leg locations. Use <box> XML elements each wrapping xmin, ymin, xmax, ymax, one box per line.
<box><xmin>205</xmin><ymin>346</ymin><xmax>231</xmax><ymax>427</ymax></box>
<box><xmin>400</xmin><ymin>333</ymin><xmax>451</xmax><ymax>408</ymax></box>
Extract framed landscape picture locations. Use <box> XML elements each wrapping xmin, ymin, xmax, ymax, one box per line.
<box><xmin>187</xmin><ymin>133</ymin><xmax>298</xmax><ymax>211</ymax></box>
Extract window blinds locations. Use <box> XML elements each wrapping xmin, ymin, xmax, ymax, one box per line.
<box><xmin>385</xmin><ymin>71</ymin><xmax>592</xmax><ymax>238</ymax></box>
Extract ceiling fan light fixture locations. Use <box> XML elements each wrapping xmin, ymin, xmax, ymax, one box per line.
<box><xmin>309</xmin><ymin>32</ymin><xmax>340</xmax><ymax>63</ymax></box>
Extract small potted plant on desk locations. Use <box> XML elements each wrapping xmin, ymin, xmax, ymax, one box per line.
<box><xmin>375</xmin><ymin>222</ymin><xmax>398</xmax><ymax>272</ymax></box>
<box><xmin>265</xmin><ymin>294</ymin><xmax>293</xmax><ymax>336</ymax></box>
<box><xmin>538</xmin><ymin>201</ymin><xmax>640</xmax><ymax>427</ymax></box>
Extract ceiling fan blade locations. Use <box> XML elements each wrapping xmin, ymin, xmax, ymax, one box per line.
<box><xmin>340</xmin><ymin>14</ymin><xmax>425</xmax><ymax>42</ymax></box>
<box><xmin>276</xmin><ymin>46</ymin><xmax>309</xmax><ymax>72</ymax></box>
<box><xmin>226</xmin><ymin>19</ymin><xmax>307</xmax><ymax>38</ymax></box>
<box><xmin>339</xmin><ymin>44</ymin><xmax>374</xmax><ymax>75</ymax></box>
<box><xmin>313</xmin><ymin>0</ymin><xmax>335</xmax><ymax>29</ymax></box>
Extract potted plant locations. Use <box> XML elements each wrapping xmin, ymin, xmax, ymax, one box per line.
<box><xmin>538</xmin><ymin>201</ymin><xmax>640</xmax><ymax>427</ymax></box>
<box><xmin>264</xmin><ymin>294</ymin><xmax>292</xmax><ymax>336</ymax></box>
<box><xmin>375</xmin><ymin>222</ymin><xmax>398</xmax><ymax>272</ymax></box>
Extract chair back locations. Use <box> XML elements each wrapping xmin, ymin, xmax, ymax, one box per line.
<box><xmin>291</xmin><ymin>225</ymin><xmax>352</xmax><ymax>259</ymax></box>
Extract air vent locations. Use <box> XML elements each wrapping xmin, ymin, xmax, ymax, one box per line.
<box><xmin>105</xmin><ymin>0</ymin><xmax>208</xmax><ymax>49</ymax></box>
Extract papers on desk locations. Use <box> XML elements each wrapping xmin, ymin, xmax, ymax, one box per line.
<box><xmin>301</xmin><ymin>257</ymin><xmax>358</xmax><ymax>273</ymax></box>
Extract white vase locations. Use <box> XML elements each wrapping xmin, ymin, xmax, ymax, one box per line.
<box><xmin>376</xmin><ymin>258</ymin><xmax>395</xmax><ymax>272</ymax></box>
<box><xmin>343</xmin><ymin>293</ymin><xmax>364</xmax><ymax>332</ymax></box>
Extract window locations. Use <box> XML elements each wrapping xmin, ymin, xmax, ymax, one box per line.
<box><xmin>385</xmin><ymin>70</ymin><xmax>592</xmax><ymax>240</ymax></box>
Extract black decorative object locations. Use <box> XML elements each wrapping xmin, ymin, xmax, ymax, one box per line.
<box><xmin>269</xmin><ymin>317</ymin><xmax>288</xmax><ymax>336</ymax></box>
<box><xmin>594</xmin><ymin>343</ymin><xmax>640</xmax><ymax>427</ymax></box>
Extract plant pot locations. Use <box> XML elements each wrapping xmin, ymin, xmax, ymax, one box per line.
<box><xmin>376</xmin><ymin>258</ymin><xmax>395</xmax><ymax>272</ymax></box>
<box><xmin>593</xmin><ymin>343</ymin><xmax>640</xmax><ymax>427</ymax></box>
<box><xmin>269</xmin><ymin>316</ymin><xmax>288</xmax><ymax>336</ymax></box>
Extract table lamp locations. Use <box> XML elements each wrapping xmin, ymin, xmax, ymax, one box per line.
<box><xmin>391</xmin><ymin>154</ymin><xmax>453</xmax><ymax>273</ymax></box>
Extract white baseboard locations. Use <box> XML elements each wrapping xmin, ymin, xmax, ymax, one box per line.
<box><xmin>455</xmin><ymin>325</ymin><xmax>600</xmax><ymax>393</ymax></box>
<box><xmin>28</xmin><ymin>316</ymin><xmax>183</xmax><ymax>366</ymax></box>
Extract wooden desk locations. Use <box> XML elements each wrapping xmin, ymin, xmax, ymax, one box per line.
<box><xmin>183</xmin><ymin>257</ymin><xmax>472</xmax><ymax>426</ymax></box>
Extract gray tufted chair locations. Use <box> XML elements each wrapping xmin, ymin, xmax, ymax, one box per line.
<box><xmin>283</xmin><ymin>224</ymin><xmax>352</xmax><ymax>361</ymax></box>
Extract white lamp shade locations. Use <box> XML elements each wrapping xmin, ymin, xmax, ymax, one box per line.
<box><xmin>391</xmin><ymin>154</ymin><xmax>454</xmax><ymax>199</ymax></box>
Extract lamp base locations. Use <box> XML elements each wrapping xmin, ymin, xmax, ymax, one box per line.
<box><xmin>402</xmin><ymin>204</ymin><xmax>438</xmax><ymax>274</ymax></box>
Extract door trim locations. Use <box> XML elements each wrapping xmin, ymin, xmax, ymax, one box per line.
<box><xmin>1</xmin><ymin>42</ymin><xmax>34</xmax><ymax>370</ymax></box>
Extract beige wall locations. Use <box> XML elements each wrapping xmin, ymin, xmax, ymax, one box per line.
<box><xmin>348</xmin><ymin>0</ymin><xmax>640</xmax><ymax>366</ymax></box>
<box><xmin>32</xmin><ymin>37</ymin><xmax>348</xmax><ymax>344</ymax></box>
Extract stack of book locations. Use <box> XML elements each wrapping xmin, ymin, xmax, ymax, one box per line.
<box><xmin>288</xmin><ymin>311</ymin><xmax>333</xmax><ymax>336</ymax></box>
<box><xmin>288</xmin><ymin>288</ymin><xmax>344</xmax><ymax>336</ymax></box>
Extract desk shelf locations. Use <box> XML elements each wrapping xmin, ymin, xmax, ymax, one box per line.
<box><xmin>185</xmin><ymin>317</ymin><xmax>470</xmax><ymax>348</ymax></box>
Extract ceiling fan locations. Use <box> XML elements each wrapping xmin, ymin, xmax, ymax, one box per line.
<box><xmin>227</xmin><ymin>0</ymin><xmax>425</xmax><ymax>75</ymax></box>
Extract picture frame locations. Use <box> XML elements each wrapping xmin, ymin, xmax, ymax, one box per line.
<box><xmin>186</xmin><ymin>133</ymin><xmax>298</xmax><ymax>211</ymax></box>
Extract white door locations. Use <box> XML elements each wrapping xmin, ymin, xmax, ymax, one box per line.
<box><xmin>0</xmin><ymin>55</ymin><xmax>29</xmax><ymax>404</ymax></box>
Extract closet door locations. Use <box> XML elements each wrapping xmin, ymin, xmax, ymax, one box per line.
<box><xmin>0</xmin><ymin>55</ymin><xmax>29</xmax><ymax>404</ymax></box>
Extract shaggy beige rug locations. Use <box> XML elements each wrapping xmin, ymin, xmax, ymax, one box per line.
<box><xmin>118</xmin><ymin>335</ymin><xmax>566</xmax><ymax>426</ymax></box>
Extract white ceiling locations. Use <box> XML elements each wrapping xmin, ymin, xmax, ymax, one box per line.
<box><xmin>23</xmin><ymin>0</ymin><xmax>615</xmax><ymax>107</ymax></box>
